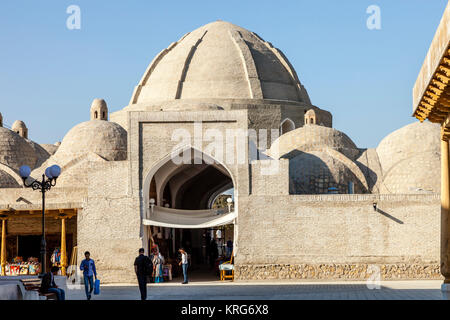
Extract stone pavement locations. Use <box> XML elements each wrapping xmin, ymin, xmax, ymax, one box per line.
<box><xmin>65</xmin><ymin>279</ymin><xmax>450</xmax><ymax>300</ymax></box>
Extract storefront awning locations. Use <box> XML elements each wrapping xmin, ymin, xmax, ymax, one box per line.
<box><xmin>142</xmin><ymin>206</ymin><xmax>236</xmax><ymax>229</ymax></box>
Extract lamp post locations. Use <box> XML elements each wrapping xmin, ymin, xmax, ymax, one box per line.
<box><xmin>19</xmin><ymin>164</ymin><xmax>61</xmax><ymax>276</ymax></box>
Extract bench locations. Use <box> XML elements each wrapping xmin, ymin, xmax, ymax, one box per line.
<box><xmin>20</xmin><ymin>278</ymin><xmax>57</xmax><ymax>300</ymax></box>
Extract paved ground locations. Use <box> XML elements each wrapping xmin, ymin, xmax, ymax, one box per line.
<box><xmin>65</xmin><ymin>278</ymin><xmax>450</xmax><ymax>300</ymax></box>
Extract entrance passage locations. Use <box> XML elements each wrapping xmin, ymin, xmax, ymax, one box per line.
<box><xmin>147</xmin><ymin>224</ymin><xmax>234</xmax><ymax>282</ymax></box>
<box><xmin>144</xmin><ymin>148</ymin><xmax>236</xmax><ymax>281</ymax></box>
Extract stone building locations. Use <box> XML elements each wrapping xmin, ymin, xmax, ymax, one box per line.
<box><xmin>0</xmin><ymin>21</ymin><xmax>442</xmax><ymax>282</ymax></box>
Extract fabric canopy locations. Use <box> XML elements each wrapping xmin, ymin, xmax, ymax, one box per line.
<box><xmin>142</xmin><ymin>206</ymin><xmax>236</xmax><ymax>229</ymax></box>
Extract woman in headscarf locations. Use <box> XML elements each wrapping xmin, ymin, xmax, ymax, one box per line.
<box><xmin>152</xmin><ymin>245</ymin><xmax>164</xmax><ymax>283</ymax></box>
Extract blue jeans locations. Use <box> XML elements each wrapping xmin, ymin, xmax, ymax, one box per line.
<box><xmin>182</xmin><ymin>264</ymin><xmax>188</xmax><ymax>283</ymax></box>
<box><xmin>83</xmin><ymin>275</ymin><xmax>94</xmax><ymax>299</ymax></box>
<box><xmin>47</xmin><ymin>288</ymin><xmax>65</xmax><ymax>301</ymax></box>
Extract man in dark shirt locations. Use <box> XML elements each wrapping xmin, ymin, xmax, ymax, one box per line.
<box><xmin>134</xmin><ymin>248</ymin><xmax>152</xmax><ymax>300</ymax></box>
<box><xmin>40</xmin><ymin>266</ymin><xmax>65</xmax><ymax>300</ymax></box>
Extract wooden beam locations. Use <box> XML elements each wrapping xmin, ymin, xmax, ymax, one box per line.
<box><xmin>430</xmin><ymin>85</ymin><xmax>444</xmax><ymax>95</ymax></box>
<box><xmin>439</xmin><ymin>65</ymin><xmax>450</xmax><ymax>77</ymax></box>
<box><xmin>426</xmin><ymin>90</ymin><xmax>440</xmax><ymax>101</ymax></box>
<box><xmin>433</xmin><ymin>79</ymin><xmax>447</xmax><ymax>90</ymax></box>
<box><xmin>437</xmin><ymin>72</ymin><xmax>450</xmax><ymax>84</ymax></box>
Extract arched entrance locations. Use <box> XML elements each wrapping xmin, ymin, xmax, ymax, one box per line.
<box><xmin>142</xmin><ymin>147</ymin><xmax>237</xmax><ymax>281</ymax></box>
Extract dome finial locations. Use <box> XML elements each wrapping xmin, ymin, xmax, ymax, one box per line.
<box><xmin>12</xmin><ymin>120</ymin><xmax>28</xmax><ymax>139</ymax></box>
<box><xmin>90</xmin><ymin>98</ymin><xmax>108</xmax><ymax>121</ymax></box>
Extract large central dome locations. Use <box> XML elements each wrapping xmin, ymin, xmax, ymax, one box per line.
<box><xmin>130</xmin><ymin>21</ymin><xmax>310</xmax><ymax>104</ymax></box>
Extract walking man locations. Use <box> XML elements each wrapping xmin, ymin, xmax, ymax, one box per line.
<box><xmin>40</xmin><ymin>266</ymin><xmax>65</xmax><ymax>300</ymax></box>
<box><xmin>80</xmin><ymin>251</ymin><xmax>97</xmax><ymax>300</ymax></box>
<box><xmin>178</xmin><ymin>248</ymin><xmax>189</xmax><ymax>284</ymax></box>
<box><xmin>134</xmin><ymin>248</ymin><xmax>152</xmax><ymax>300</ymax></box>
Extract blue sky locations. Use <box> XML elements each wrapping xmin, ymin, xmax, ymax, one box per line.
<box><xmin>0</xmin><ymin>1</ymin><xmax>447</xmax><ymax>147</ymax></box>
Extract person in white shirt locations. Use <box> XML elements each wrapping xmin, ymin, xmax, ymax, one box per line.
<box><xmin>178</xmin><ymin>248</ymin><xmax>189</xmax><ymax>284</ymax></box>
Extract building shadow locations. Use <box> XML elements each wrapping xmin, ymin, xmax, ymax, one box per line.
<box><xmin>376</xmin><ymin>208</ymin><xmax>404</xmax><ymax>224</ymax></box>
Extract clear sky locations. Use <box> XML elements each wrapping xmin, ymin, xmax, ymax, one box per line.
<box><xmin>0</xmin><ymin>0</ymin><xmax>447</xmax><ymax>147</ymax></box>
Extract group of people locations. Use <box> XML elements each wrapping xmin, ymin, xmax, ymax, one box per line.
<box><xmin>134</xmin><ymin>247</ymin><xmax>189</xmax><ymax>300</ymax></box>
<box><xmin>39</xmin><ymin>248</ymin><xmax>189</xmax><ymax>301</ymax></box>
<box><xmin>40</xmin><ymin>250</ymin><xmax>97</xmax><ymax>301</ymax></box>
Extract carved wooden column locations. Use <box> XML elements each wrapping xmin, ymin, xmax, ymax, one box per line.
<box><xmin>441</xmin><ymin>136</ymin><xmax>450</xmax><ymax>283</ymax></box>
<box><xmin>60</xmin><ymin>215</ymin><xmax>67</xmax><ymax>276</ymax></box>
<box><xmin>1</xmin><ymin>217</ymin><xmax>7</xmax><ymax>276</ymax></box>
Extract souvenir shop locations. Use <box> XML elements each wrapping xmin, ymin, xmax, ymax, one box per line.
<box><xmin>0</xmin><ymin>208</ymin><xmax>77</xmax><ymax>276</ymax></box>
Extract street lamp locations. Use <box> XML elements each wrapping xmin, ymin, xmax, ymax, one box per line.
<box><xmin>19</xmin><ymin>164</ymin><xmax>61</xmax><ymax>276</ymax></box>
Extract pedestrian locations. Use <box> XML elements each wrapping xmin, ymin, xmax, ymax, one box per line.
<box><xmin>226</xmin><ymin>239</ymin><xmax>233</xmax><ymax>258</ymax></box>
<box><xmin>80</xmin><ymin>251</ymin><xmax>97</xmax><ymax>300</ymax></box>
<box><xmin>178</xmin><ymin>248</ymin><xmax>189</xmax><ymax>284</ymax></box>
<box><xmin>209</xmin><ymin>238</ymin><xmax>218</xmax><ymax>269</ymax></box>
<box><xmin>134</xmin><ymin>248</ymin><xmax>152</xmax><ymax>300</ymax></box>
<box><xmin>152</xmin><ymin>250</ymin><xmax>164</xmax><ymax>283</ymax></box>
<box><xmin>40</xmin><ymin>266</ymin><xmax>65</xmax><ymax>300</ymax></box>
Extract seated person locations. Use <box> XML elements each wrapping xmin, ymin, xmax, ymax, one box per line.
<box><xmin>40</xmin><ymin>266</ymin><xmax>65</xmax><ymax>300</ymax></box>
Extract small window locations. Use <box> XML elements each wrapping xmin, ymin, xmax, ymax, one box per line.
<box><xmin>94</xmin><ymin>111</ymin><xmax>98</xmax><ymax>119</ymax></box>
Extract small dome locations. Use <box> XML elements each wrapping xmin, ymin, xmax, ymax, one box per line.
<box><xmin>54</xmin><ymin>120</ymin><xmax>127</xmax><ymax>161</ymax></box>
<box><xmin>0</xmin><ymin>127</ymin><xmax>37</xmax><ymax>170</ymax></box>
<box><xmin>90</xmin><ymin>98</ymin><xmax>108</xmax><ymax>120</ymax></box>
<box><xmin>376</xmin><ymin>122</ymin><xmax>440</xmax><ymax>194</ymax></box>
<box><xmin>289</xmin><ymin>150</ymin><xmax>366</xmax><ymax>194</ymax></box>
<box><xmin>130</xmin><ymin>21</ymin><xmax>310</xmax><ymax>106</ymax></box>
<box><xmin>269</xmin><ymin>124</ymin><xmax>360</xmax><ymax>160</ymax></box>
<box><xmin>376</xmin><ymin>122</ymin><xmax>440</xmax><ymax>173</ymax></box>
<box><xmin>0</xmin><ymin>169</ymin><xmax>20</xmax><ymax>188</ymax></box>
<box><xmin>11</xmin><ymin>120</ymin><xmax>28</xmax><ymax>139</ymax></box>
<box><xmin>379</xmin><ymin>152</ymin><xmax>440</xmax><ymax>193</ymax></box>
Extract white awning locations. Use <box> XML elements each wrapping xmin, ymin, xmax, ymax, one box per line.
<box><xmin>142</xmin><ymin>206</ymin><xmax>236</xmax><ymax>229</ymax></box>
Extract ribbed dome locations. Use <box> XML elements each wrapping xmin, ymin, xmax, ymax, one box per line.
<box><xmin>54</xmin><ymin>120</ymin><xmax>127</xmax><ymax>161</ymax></box>
<box><xmin>269</xmin><ymin>124</ymin><xmax>360</xmax><ymax>160</ymax></box>
<box><xmin>130</xmin><ymin>21</ymin><xmax>310</xmax><ymax>105</ymax></box>
<box><xmin>0</xmin><ymin>169</ymin><xmax>20</xmax><ymax>188</ymax></box>
<box><xmin>0</xmin><ymin>127</ymin><xmax>37</xmax><ymax>170</ymax></box>
<box><xmin>289</xmin><ymin>150</ymin><xmax>367</xmax><ymax>194</ymax></box>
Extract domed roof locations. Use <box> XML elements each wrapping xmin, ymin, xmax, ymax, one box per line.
<box><xmin>376</xmin><ymin>122</ymin><xmax>440</xmax><ymax>173</ymax></box>
<box><xmin>40</xmin><ymin>143</ymin><xmax>59</xmax><ymax>156</ymax></box>
<box><xmin>26</xmin><ymin>140</ymin><xmax>50</xmax><ymax>168</ymax></box>
<box><xmin>375</xmin><ymin>121</ymin><xmax>440</xmax><ymax>194</ymax></box>
<box><xmin>54</xmin><ymin>120</ymin><xmax>127</xmax><ymax>161</ymax></box>
<box><xmin>0</xmin><ymin>169</ymin><xmax>20</xmax><ymax>188</ymax></box>
<box><xmin>268</xmin><ymin>124</ymin><xmax>360</xmax><ymax>160</ymax></box>
<box><xmin>289</xmin><ymin>150</ymin><xmax>367</xmax><ymax>194</ymax></box>
<box><xmin>379</xmin><ymin>152</ymin><xmax>440</xmax><ymax>194</ymax></box>
<box><xmin>0</xmin><ymin>127</ymin><xmax>37</xmax><ymax>170</ymax></box>
<box><xmin>11</xmin><ymin>120</ymin><xmax>26</xmax><ymax>130</ymax></box>
<box><xmin>129</xmin><ymin>21</ymin><xmax>310</xmax><ymax>105</ymax></box>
